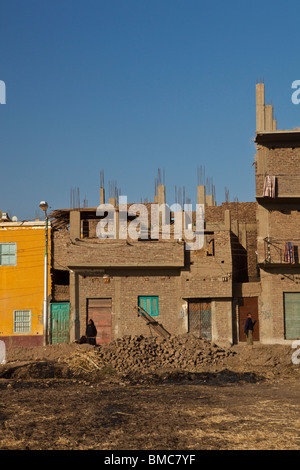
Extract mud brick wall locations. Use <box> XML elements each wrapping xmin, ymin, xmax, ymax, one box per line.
<box><xmin>51</xmin><ymin>284</ymin><xmax>70</xmax><ymax>302</ymax></box>
<box><xmin>259</xmin><ymin>268</ymin><xmax>300</xmax><ymax>343</ymax></box>
<box><xmin>51</xmin><ymin>230</ymin><xmax>70</xmax><ymax>270</ymax></box>
<box><xmin>256</xmin><ymin>145</ymin><xmax>300</xmax><ymax>197</ymax></box>
<box><xmin>184</xmin><ymin>231</ymin><xmax>233</xmax><ymax>298</ymax></box>
<box><xmin>212</xmin><ymin>300</ymin><xmax>233</xmax><ymax>346</ymax></box>
<box><xmin>246</xmin><ymin>227</ymin><xmax>259</xmax><ymax>281</ymax></box>
<box><xmin>256</xmin><ymin>205</ymin><xmax>300</xmax><ymax>264</ymax></box>
<box><xmin>205</xmin><ymin>202</ymin><xmax>257</xmax><ymax>223</ymax></box>
<box><xmin>77</xmin><ymin>269</ymin><xmax>184</xmax><ymax>339</ymax></box>
<box><xmin>52</xmin><ymin>231</ymin><xmax>185</xmax><ymax>268</ymax></box>
<box><xmin>269</xmin><ymin>209</ymin><xmax>300</xmax><ymax>240</ymax></box>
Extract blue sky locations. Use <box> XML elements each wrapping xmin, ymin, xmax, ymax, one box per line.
<box><xmin>1</xmin><ymin>0</ymin><xmax>300</xmax><ymax>220</ymax></box>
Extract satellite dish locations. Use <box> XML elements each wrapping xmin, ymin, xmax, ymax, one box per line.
<box><xmin>12</xmin><ymin>216</ymin><xmax>18</xmax><ymax>222</ymax></box>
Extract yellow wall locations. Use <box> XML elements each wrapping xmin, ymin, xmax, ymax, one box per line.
<box><xmin>0</xmin><ymin>223</ymin><xmax>51</xmax><ymax>339</ymax></box>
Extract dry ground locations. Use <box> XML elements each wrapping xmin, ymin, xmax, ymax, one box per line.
<box><xmin>0</xmin><ymin>338</ymin><xmax>300</xmax><ymax>451</ymax></box>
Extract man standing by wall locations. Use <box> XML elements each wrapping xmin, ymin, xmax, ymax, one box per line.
<box><xmin>244</xmin><ymin>313</ymin><xmax>256</xmax><ymax>345</ymax></box>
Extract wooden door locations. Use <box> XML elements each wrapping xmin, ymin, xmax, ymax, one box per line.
<box><xmin>87</xmin><ymin>298</ymin><xmax>112</xmax><ymax>345</ymax></box>
<box><xmin>188</xmin><ymin>300</ymin><xmax>212</xmax><ymax>340</ymax></box>
<box><xmin>239</xmin><ymin>297</ymin><xmax>259</xmax><ymax>342</ymax></box>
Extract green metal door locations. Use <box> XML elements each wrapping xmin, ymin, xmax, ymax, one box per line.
<box><xmin>50</xmin><ymin>303</ymin><xmax>70</xmax><ymax>344</ymax></box>
<box><xmin>284</xmin><ymin>293</ymin><xmax>300</xmax><ymax>339</ymax></box>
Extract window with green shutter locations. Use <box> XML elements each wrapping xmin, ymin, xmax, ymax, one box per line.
<box><xmin>138</xmin><ymin>296</ymin><xmax>159</xmax><ymax>316</ymax></box>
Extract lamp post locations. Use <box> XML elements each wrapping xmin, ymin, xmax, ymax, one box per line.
<box><xmin>39</xmin><ymin>201</ymin><xmax>49</xmax><ymax>346</ymax></box>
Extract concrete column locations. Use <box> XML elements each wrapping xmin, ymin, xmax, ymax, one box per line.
<box><xmin>157</xmin><ymin>185</ymin><xmax>166</xmax><ymax>205</ymax></box>
<box><xmin>240</xmin><ymin>222</ymin><xmax>247</xmax><ymax>249</ymax></box>
<box><xmin>256</xmin><ymin>83</ymin><xmax>265</xmax><ymax>132</ymax></box>
<box><xmin>197</xmin><ymin>185</ymin><xmax>206</xmax><ymax>205</ymax></box>
<box><xmin>157</xmin><ymin>185</ymin><xmax>166</xmax><ymax>232</ymax></box>
<box><xmin>70</xmin><ymin>210</ymin><xmax>81</xmax><ymax>241</ymax></box>
<box><xmin>206</xmin><ymin>194</ymin><xmax>214</xmax><ymax>207</ymax></box>
<box><xmin>197</xmin><ymin>185</ymin><xmax>206</xmax><ymax>220</ymax></box>
<box><xmin>69</xmin><ymin>271</ymin><xmax>80</xmax><ymax>342</ymax></box>
<box><xmin>224</xmin><ymin>209</ymin><xmax>231</xmax><ymax>231</ymax></box>
<box><xmin>115</xmin><ymin>208</ymin><xmax>119</xmax><ymax>240</ymax></box>
<box><xmin>264</xmin><ymin>104</ymin><xmax>273</xmax><ymax>131</ymax></box>
<box><xmin>100</xmin><ymin>187</ymin><xmax>105</xmax><ymax>205</ymax></box>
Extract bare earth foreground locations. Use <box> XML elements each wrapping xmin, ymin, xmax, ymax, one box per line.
<box><xmin>0</xmin><ymin>334</ymin><xmax>300</xmax><ymax>451</ymax></box>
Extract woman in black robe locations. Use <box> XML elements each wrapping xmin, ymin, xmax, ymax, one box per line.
<box><xmin>86</xmin><ymin>319</ymin><xmax>97</xmax><ymax>346</ymax></box>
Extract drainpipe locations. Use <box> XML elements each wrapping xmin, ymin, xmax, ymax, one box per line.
<box><xmin>40</xmin><ymin>201</ymin><xmax>49</xmax><ymax>346</ymax></box>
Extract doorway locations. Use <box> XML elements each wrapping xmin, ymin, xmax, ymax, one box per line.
<box><xmin>87</xmin><ymin>298</ymin><xmax>112</xmax><ymax>345</ymax></box>
<box><xmin>188</xmin><ymin>299</ymin><xmax>212</xmax><ymax>340</ymax></box>
<box><xmin>238</xmin><ymin>297</ymin><xmax>259</xmax><ymax>342</ymax></box>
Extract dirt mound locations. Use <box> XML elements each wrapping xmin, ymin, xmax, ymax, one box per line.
<box><xmin>0</xmin><ymin>361</ymin><xmax>71</xmax><ymax>380</ymax></box>
<box><xmin>93</xmin><ymin>333</ymin><xmax>235</xmax><ymax>373</ymax></box>
<box><xmin>6</xmin><ymin>342</ymin><xmax>94</xmax><ymax>363</ymax></box>
<box><xmin>3</xmin><ymin>334</ymin><xmax>299</xmax><ymax>383</ymax></box>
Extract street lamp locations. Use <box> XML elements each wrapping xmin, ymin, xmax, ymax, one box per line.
<box><xmin>39</xmin><ymin>201</ymin><xmax>49</xmax><ymax>346</ymax></box>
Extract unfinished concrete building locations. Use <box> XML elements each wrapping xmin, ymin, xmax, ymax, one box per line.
<box><xmin>49</xmin><ymin>83</ymin><xmax>300</xmax><ymax>347</ymax></box>
<box><xmin>50</xmin><ymin>178</ymin><xmax>258</xmax><ymax>347</ymax></box>
<box><xmin>255</xmin><ymin>82</ymin><xmax>300</xmax><ymax>343</ymax></box>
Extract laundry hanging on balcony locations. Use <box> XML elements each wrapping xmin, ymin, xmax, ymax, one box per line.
<box><xmin>284</xmin><ymin>242</ymin><xmax>295</xmax><ymax>263</ymax></box>
<box><xmin>263</xmin><ymin>175</ymin><xmax>276</xmax><ymax>198</ymax></box>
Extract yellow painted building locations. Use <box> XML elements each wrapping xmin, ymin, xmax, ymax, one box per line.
<box><xmin>0</xmin><ymin>220</ymin><xmax>51</xmax><ymax>347</ymax></box>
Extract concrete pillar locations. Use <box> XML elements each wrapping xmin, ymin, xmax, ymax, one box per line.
<box><xmin>70</xmin><ymin>210</ymin><xmax>81</xmax><ymax>241</ymax></box>
<box><xmin>157</xmin><ymin>185</ymin><xmax>166</xmax><ymax>205</ymax></box>
<box><xmin>264</xmin><ymin>104</ymin><xmax>273</xmax><ymax>131</ymax></box>
<box><xmin>197</xmin><ymin>185</ymin><xmax>206</xmax><ymax>205</ymax></box>
<box><xmin>224</xmin><ymin>209</ymin><xmax>231</xmax><ymax>231</ymax></box>
<box><xmin>273</xmin><ymin>119</ymin><xmax>277</xmax><ymax>130</ymax></box>
<box><xmin>197</xmin><ymin>185</ymin><xmax>206</xmax><ymax>225</ymax></box>
<box><xmin>256</xmin><ymin>83</ymin><xmax>265</xmax><ymax>132</ymax></box>
<box><xmin>157</xmin><ymin>185</ymin><xmax>166</xmax><ymax>232</ymax></box>
<box><xmin>69</xmin><ymin>271</ymin><xmax>80</xmax><ymax>342</ymax></box>
<box><xmin>240</xmin><ymin>222</ymin><xmax>247</xmax><ymax>249</ymax></box>
<box><xmin>206</xmin><ymin>194</ymin><xmax>214</xmax><ymax>207</ymax></box>
<box><xmin>100</xmin><ymin>187</ymin><xmax>105</xmax><ymax>205</ymax></box>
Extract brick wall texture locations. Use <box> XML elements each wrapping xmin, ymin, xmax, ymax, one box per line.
<box><xmin>255</xmin><ymin>139</ymin><xmax>300</xmax><ymax>343</ymax></box>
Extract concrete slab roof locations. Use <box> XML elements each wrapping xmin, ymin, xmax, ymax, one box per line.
<box><xmin>256</xmin><ymin>129</ymin><xmax>300</xmax><ymax>144</ymax></box>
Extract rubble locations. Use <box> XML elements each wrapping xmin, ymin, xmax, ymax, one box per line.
<box><xmin>65</xmin><ymin>333</ymin><xmax>236</xmax><ymax>375</ymax></box>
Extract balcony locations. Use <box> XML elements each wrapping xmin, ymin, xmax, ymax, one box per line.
<box><xmin>260</xmin><ymin>238</ymin><xmax>300</xmax><ymax>267</ymax></box>
<box><xmin>256</xmin><ymin>175</ymin><xmax>300</xmax><ymax>202</ymax></box>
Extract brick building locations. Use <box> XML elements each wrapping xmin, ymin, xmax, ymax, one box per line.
<box><xmin>47</xmin><ymin>83</ymin><xmax>300</xmax><ymax>347</ymax></box>
<box><xmin>255</xmin><ymin>82</ymin><xmax>300</xmax><ymax>343</ymax></box>
<box><xmin>50</xmin><ymin>187</ymin><xmax>258</xmax><ymax>347</ymax></box>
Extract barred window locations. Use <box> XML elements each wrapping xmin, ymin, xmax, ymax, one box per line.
<box><xmin>0</xmin><ymin>243</ymin><xmax>17</xmax><ymax>266</ymax></box>
<box><xmin>13</xmin><ymin>310</ymin><xmax>31</xmax><ymax>334</ymax></box>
